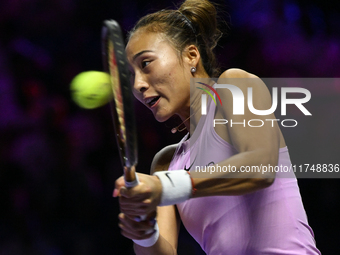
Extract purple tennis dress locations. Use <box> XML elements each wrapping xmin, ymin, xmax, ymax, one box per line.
<box><xmin>168</xmin><ymin>98</ymin><xmax>321</xmax><ymax>254</ymax></box>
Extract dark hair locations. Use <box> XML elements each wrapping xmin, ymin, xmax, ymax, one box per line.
<box><xmin>128</xmin><ymin>0</ymin><xmax>222</xmax><ymax>77</ymax></box>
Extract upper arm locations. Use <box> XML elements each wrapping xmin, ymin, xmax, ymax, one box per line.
<box><xmin>150</xmin><ymin>144</ymin><xmax>181</xmax><ymax>249</ymax></box>
<box><xmin>150</xmin><ymin>144</ymin><xmax>178</xmax><ymax>174</ymax></box>
<box><xmin>217</xmin><ymin>68</ymin><xmax>280</xmax><ymax>163</ymax></box>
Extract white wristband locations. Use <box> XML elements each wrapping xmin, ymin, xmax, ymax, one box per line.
<box><xmin>133</xmin><ymin>221</ymin><xmax>159</xmax><ymax>247</ymax></box>
<box><xmin>153</xmin><ymin>170</ymin><xmax>192</xmax><ymax>206</ymax></box>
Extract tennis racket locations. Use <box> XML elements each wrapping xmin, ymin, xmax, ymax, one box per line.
<box><xmin>102</xmin><ymin>20</ymin><xmax>149</xmax><ymax>222</ymax></box>
<box><xmin>101</xmin><ymin>19</ymin><xmax>138</xmax><ymax>186</ymax></box>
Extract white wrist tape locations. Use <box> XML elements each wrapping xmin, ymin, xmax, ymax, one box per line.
<box><xmin>153</xmin><ymin>170</ymin><xmax>192</xmax><ymax>206</ymax></box>
<box><xmin>133</xmin><ymin>221</ymin><xmax>159</xmax><ymax>247</ymax></box>
<box><xmin>124</xmin><ymin>174</ymin><xmax>140</xmax><ymax>188</ymax></box>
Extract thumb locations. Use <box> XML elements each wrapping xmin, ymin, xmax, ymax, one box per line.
<box><xmin>112</xmin><ymin>188</ymin><xmax>119</xmax><ymax>197</ymax></box>
<box><xmin>113</xmin><ymin>176</ymin><xmax>125</xmax><ymax>197</ymax></box>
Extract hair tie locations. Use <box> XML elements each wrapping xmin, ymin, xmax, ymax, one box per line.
<box><xmin>178</xmin><ymin>12</ymin><xmax>196</xmax><ymax>35</ymax></box>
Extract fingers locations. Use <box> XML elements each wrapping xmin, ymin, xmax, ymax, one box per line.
<box><xmin>113</xmin><ymin>176</ymin><xmax>152</xmax><ymax>199</ymax></box>
<box><xmin>119</xmin><ymin>196</ymin><xmax>154</xmax><ymax>215</ymax></box>
<box><xmin>124</xmin><ymin>212</ymin><xmax>156</xmax><ymax>225</ymax></box>
<box><xmin>118</xmin><ymin>213</ymin><xmax>156</xmax><ymax>240</ymax></box>
<box><xmin>120</xmin><ymin>185</ymin><xmax>152</xmax><ymax>199</ymax></box>
<box><xmin>113</xmin><ymin>173</ymin><xmax>161</xmax><ymax>216</ymax></box>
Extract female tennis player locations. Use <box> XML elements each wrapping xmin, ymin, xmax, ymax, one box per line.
<box><xmin>114</xmin><ymin>0</ymin><xmax>321</xmax><ymax>254</ymax></box>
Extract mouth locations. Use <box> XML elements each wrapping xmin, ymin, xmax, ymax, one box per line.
<box><xmin>144</xmin><ymin>96</ymin><xmax>161</xmax><ymax>108</ymax></box>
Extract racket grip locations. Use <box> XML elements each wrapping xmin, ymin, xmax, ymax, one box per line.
<box><xmin>125</xmin><ymin>173</ymin><xmax>147</xmax><ymax>222</ymax></box>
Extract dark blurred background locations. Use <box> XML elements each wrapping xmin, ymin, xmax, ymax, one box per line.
<box><xmin>0</xmin><ymin>0</ymin><xmax>339</xmax><ymax>254</ymax></box>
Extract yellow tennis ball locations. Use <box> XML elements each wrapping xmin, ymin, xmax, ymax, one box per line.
<box><xmin>70</xmin><ymin>71</ymin><xmax>112</xmax><ymax>109</ymax></box>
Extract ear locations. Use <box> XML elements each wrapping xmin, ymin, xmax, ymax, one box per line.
<box><xmin>183</xmin><ymin>45</ymin><xmax>201</xmax><ymax>68</ymax></box>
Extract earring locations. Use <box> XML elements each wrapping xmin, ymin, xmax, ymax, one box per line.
<box><xmin>191</xmin><ymin>67</ymin><xmax>196</xmax><ymax>73</ymax></box>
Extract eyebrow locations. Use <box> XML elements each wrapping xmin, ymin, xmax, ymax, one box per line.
<box><xmin>133</xmin><ymin>50</ymin><xmax>154</xmax><ymax>61</ymax></box>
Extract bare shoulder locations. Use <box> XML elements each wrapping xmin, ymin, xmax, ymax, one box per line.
<box><xmin>219</xmin><ymin>68</ymin><xmax>262</xmax><ymax>86</ymax></box>
<box><xmin>216</xmin><ymin>68</ymin><xmax>273</xmax><ymax>117</ymax></box>
<box><xmin>219</xmin><ymin>68</ymin><xmax>256</xmax><ymax>78</ymax></box>
<box><xmin>150</xmin><ymin>143</ymin><xmax>178</xmax><ymax>174</ymax></box>
<box><xmin>217</xmin><ymin>68</ymin><xmax>269</xmax><ymax>94</ymax></box>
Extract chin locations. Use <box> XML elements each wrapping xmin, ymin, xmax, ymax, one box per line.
<box><xmin>153</xmin><ymin>112</ymin><xmax>172</xmax><ymax>123</ymax></box>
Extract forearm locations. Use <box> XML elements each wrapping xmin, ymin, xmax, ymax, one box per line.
<box><xmin>134</xmin><ymin>234</ymin><xmax>177</xmax><ymax>255</ymax></box>
<box><xmin>192</xmin><ymin>148</ymin><xmax>277</xmax><ymax>197</ymax></box>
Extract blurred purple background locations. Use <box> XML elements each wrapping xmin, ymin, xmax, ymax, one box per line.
<box><xmin>0</xmin><ymin>0</ymin><xmax>339</xmax><ymax>254</ymax></box>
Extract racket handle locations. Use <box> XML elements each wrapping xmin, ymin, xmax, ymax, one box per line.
<box><xmin>125</xmin><ymin>170</ymin><xmax>147</xmax><ymax>222</ymax></box>
<box><xmin>124</xmin><ymin>166</ymin><xmax>138</xmax><ymax>186</ymax></box>
<box><xmin>125</xmin><ymin>171</ymin><xmax>155</xmax><ymax>236</ymax></box>
<box><xmin>124</xmin><ymin>176</ymin><xmax>139</xmax><ymax>189</ymax></box>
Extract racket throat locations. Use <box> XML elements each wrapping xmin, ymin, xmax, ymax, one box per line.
<box><xmin>124</xmin><ymin>166</ymin><xmax>137</xmax><ymax>182</ymax></box>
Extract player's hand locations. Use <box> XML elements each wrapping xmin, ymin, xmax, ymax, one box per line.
<box><xmin>113</xmin><ymin>170</ymin><xmax>162</xmax><ymax>216</ymax></box>
<box><xmin>118</xmin><ymin>211</ymin><xmax>157</xmax><ymax>240</ymax></box>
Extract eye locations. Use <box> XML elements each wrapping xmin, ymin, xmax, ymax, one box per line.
<box><xmin>141</xmin><ymin>60</ymin><xmax>151</xmax><ymax>69</ymax></box>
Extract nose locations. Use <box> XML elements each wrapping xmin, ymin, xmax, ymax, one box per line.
<box><xmin>133</xmin><ymin>73</ymin><xmax>149</xmax><ymax>94</ymax></box>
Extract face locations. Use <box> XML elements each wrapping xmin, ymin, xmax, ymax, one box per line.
<box><xmin>126</xmin><ymin>29</ymin><xmax>193</xmax><ymax>122</ymax></box>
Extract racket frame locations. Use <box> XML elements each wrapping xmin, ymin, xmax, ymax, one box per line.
<box><xmin>101</xmin><ymin>20</ymin><xmax>138</xmax><ymax>184</ymax></box>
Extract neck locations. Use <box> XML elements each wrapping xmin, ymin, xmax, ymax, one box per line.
<box><xmin>175</xmin><ymin>88</ymin><xmax>203</xmax><ymax>134</ymax></box>
<box><xmin>175</xmin><ymin>73</ymin><xmax>212</xmax><ymax>134</ymax></box>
